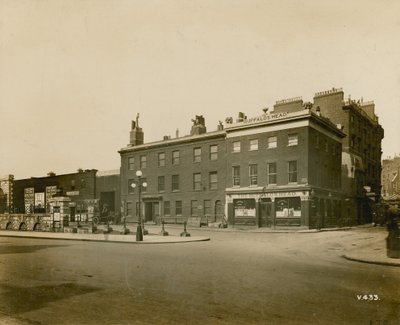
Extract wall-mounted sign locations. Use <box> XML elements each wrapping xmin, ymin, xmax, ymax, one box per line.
<box><xmin>242</xmin><ymin>112</ymin><xmax>288</xmax><ymax>125</ymax></box>
<box><xmin>46</xmin><ymin>186</ymin><xmax>57</xmax><ymax>202</ymax></box>
<box><xmin>66</xmin><ymin>191</ymin><xmax>80</xmax><ymax>196</ymax></box>
<box><xmin>34</xmin><ymin>192</ymin><xmax>45</xmax><ymax>208</ymax></box>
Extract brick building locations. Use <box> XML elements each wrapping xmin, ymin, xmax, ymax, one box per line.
<box><xmin>9</xmin><ymin>169</ymin><xmax>121</xmax><ymax>222</ymax></box>
<box><xmin>119</xmin><ymin>103</ymin><xmax>345</xmax><ymax>228</ymax></box>
<box><xmin>382</xmin><ymin>156</ymin><xmax>400</xmax><ymax>200</ymax></box>
<box><xmin>309</xmin><ymin>88</ymin><xmax>383</xmax><ymax>223</ymax></box>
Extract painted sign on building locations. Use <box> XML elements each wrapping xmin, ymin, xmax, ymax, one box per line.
<box><xmin>24</xmin><ymin>187</ymin><xmax>34</xmax><ymax>213</ymax></box>
<box><xmin>34</xmin><ymin>192</ymin><xmax>45</xmax><ymax>209</ymax></box>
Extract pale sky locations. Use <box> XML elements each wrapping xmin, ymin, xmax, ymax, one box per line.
<box><xmin>1</xmin><ymin>0</ymin><xmax>400</xmax><ymax>179</ymax></box>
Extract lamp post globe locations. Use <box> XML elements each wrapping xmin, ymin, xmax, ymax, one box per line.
<box><xmin>136</xmin><ymin>170</ymin><xmax>142</xmax><ymax>177</ymax></box>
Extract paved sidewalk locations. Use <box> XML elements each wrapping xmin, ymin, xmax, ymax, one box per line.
<box><xmin>342</xmin><ymin>226</ymin><xmax>400</xmax><ymax>267</ymax></box>
<box><xmin>0</xmin><ymin>229</ymin><xmax>210</xmax><ymax>244</ymax></box>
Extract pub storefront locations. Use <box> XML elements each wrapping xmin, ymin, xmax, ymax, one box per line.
<box><xmin>226</xmin><ymin>188</ymin><xmax>341</xmax><ymax>229</ymax></box>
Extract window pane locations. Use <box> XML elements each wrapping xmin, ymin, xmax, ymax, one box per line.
<box><xmin>193</xmin><ymin>173</ymin><xmax>202</xmax><ymax>191</ymax></box>
<box><xmin>233</xmin><ymin>141</ymin><xmax>241</xmax><ymax>153</ymax></box>
<box><xmin>267</xmin><ymin>136</ymin><xmax>277</xmax><ymax>149</ymax></box>
<box><xmin>193</xmin><ymin>148</ymin><xmax>201</xmax><ymax>162</ymax></box>
<box><xmin>209</xmin><ymin>172</ymin><xmax>218</xmax><ymax>190</ymax></box>
<box><xmin>172</xmin><ymin>175</ymin><xmax>180</xmax><ymax>191</ymax></box>
<box><xmin>172</xmin><ymin>151</ymin><xmax>180</xmax><ymax>165</ymax></box>
<box><xmin>232</xmin><ymin>166</ymin><xmax>240</xmax><ymax>186</ymax></box>
<box><xmin>210</xmin><ymin>145</ymin><xmax>218</xmax><ymax>160</ymax></box>
<box><xmin>267</xmin><ymin>163</ymin><xmax>277</xmax><ymax>184</ymax></box>
<box><xmin>191</xmin><ymin>200</ymin><xmax>198</xmax><ymax>216</ymax></box>
<box><xmin>158</xmin><ymin>176</ymin><xmax>165</xmax><ymax>192</ymax></box>
<box><xmin>128</xmin><ymin>157</ymin><xmax>135</xmax><ymax>170</ymax></box>
<box><xmin>249</xmin><ymin>164</ymin><xmax>258</xmax><ymax>185</ymax></box>
<box><xmin>175</xmin><ymin>201</ymin><xmax>182</xmax><ymax>215</ymax></box>
<box><xmin>164</xmin><ymin>201</ymin><xmax>170</xmax><ymax>216</ymax></box>
<box><xmin>158</xmin><ymin>152</ymin><xmax>165</xmax><ymax>167</ymax></box>
<box><xmin>250</xmin><ymin>139</ymin><xmax>258</xmax><ymax>151</ymax></box>
<box><xmin>288</xmin><ymin>134</ymin><xmax>298</xmax><ymax>146</ymax></box>
<box><xmin>140</xmin><ymin>155</ymin><xmax>147</xmax><ymax>168</ymax></box>
<box><xmin>288</xmin><ymin>161</ymin><xmax>297</xmax><ymax>183</ymax></box>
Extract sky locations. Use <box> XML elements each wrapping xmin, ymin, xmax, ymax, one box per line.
<box><xmin>1</xmin><ymin>0</ymin><xmax>400</xmax><ymax>179</ymax></box>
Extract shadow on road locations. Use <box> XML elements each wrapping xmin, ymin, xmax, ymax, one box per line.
<box><xmin>0</xmin><ymin>282</ymin><xmax>101</xmax><ymax>315</ymax></box>
<box><xmin>0</xmin><ymin>244</ymin><xmax>68</xmax><ymax>255</ymax></box>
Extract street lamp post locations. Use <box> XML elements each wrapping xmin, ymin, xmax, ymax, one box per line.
<box><xmin>131</xmin><ymin>170</ymin><xmax>147</xmax><ymax>241</ymax></box>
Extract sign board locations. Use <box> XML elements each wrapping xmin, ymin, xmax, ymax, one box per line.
<box><xmin>187</xmin><ymin>217</ymin><xmax>201</xmax><ymax>227</ymax></box>
<box><xmin>34</xmin><ymin>192</ymin><xmax>45</xmax><ymax>208</ymax></box>
<box><xmin>66</xmin><ymin>191</ymin><xmax>80</xmax><ymax>196</ymax></box>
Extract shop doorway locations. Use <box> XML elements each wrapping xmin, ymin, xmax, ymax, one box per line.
<box><xmin>259</xmin><ymin>198</ymin><xmax>273</xmax><ymax>227</ymax></box>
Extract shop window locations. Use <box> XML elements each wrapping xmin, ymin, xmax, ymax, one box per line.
<box><xmin>275</xmin><ymin>197</ymin><xmax>301</xmax><ymax>218</ymax></box>
<box><xmin>233</xmin><ymin>199</ymin><xmax>256</xmax><ymax>218</ymax></box>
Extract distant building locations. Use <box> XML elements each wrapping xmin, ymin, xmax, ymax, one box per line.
<box><xmin>119</xmin><ymin>105</ymin><xmax>345</xmax><ymax>229</ymax></box>
<box><xmin>8</xmin><ymin>169</ymin><xmax>121</xmax><ymax>222</ymax></box>
<box><xmin>382</xmin><ymin>156</ymin><xmax>400</xmax><ymax>200</ymax></box>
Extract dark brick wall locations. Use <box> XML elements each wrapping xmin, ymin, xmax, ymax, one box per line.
<box><xmin>13</xmin><ymin>170</ymin><xmax>97</xmax><ymax>213</ymax></box>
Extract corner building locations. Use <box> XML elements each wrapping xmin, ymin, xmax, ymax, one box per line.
<box><xmin>119</xmin><ymin>106</ymin><xmax>345</xmax><ymax>229</ymax></box>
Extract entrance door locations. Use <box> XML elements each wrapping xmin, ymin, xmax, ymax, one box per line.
<box><xmin>259</xmin><ymin>199</ymin><xmax>273</xmax><ymax>227</ymax></box>
<box><xmin>144</xmin><ymin>202</ymin><xmax>160</xmax><ymax>223</ymax></box>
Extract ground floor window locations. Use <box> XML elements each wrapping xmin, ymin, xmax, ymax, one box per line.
<box><xmin>233</xmin><ymin>199</ymin><xmax>256</xmax><ymax>218</ymax></box>
<box><xmin>275</xmin><ymin>197</ymin><xmax>301</xmax><ymax>218</ymax></box>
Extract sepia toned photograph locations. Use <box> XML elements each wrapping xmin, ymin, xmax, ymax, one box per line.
<box><xmin>0</xmin><ymin>0</ymin><xmax>399</xmax><ymax>324</ymax></box>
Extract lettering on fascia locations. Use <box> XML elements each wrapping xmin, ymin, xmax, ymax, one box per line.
<box><xmin>243</xmin><ymin>112</ymin><xmax>288</xmax><ymax>124</ymax></box>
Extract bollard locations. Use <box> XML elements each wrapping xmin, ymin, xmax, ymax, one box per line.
<box><xmin>159</xmin><ymin>220</ymin><xmax>169</xmax><ymax>236</ymax></box>
<box><xmin>180</xmin><ymin>221</ymin><xmax>191</xmax><ymax>237</ymax></box>
<box><xmin>386</xmin><ymin>219</ymin><xmax>400</xmax><ymax>258</ymax></box>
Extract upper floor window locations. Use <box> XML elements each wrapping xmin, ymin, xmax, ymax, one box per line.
<box><xmin>267</xmin><ymin>163</ymin><xmax>277</xmax><ymax>185</ymax></box>
<box><xmin>249</xmin><ymin>139</ymin><xmax>258</xmax><ymax>151</ymax></box>
<box><xmin>158</xmin><ymin>176</ymin><xmax>165</xmax><ymax>192</ymax></box>
<box><xmin>209</xmin><ymin>172</ymin><xmax>218</xmax><ymax>190</ymax></box>
<box><xmin>210</xmin><ymin>145</ymin><xmax>218</xmax><ymax>160</ymax></box>
<box><xmin>158</xmin><ymin>152</ymin><xmax>165</xmax><ymax>167</ymax></box>
<box><xmin>193</xmin><ymin>147</ymin><xmax>201</xmax><ymax>163</ymax></box>
<box><xmin>193</xmin><ymin>173</ymin><xmax>202</xmax><ymax>191</ymax></box>
<box><xmin>249</xmin><ymin>164</ymin><xmax>258</xmax><ymax>185</ymax></box>
<box><xmin>288</xmin><ymin>161</ymin><xmax>298</xmax><ymax>183</ymax></box>
<box><xmin>232</xmin><ymin>166</ymin><xmax>240</xmax><ymax>186</ymax></box>
<box><xmin>288</xmin><ymin>134</ymin><xmax>298</xmax><ymax>146</ymax></box>
<box><xmin>172</xmin><ymin>175</ymin><xmax>180</xmax><ymax>191</ymax></box>
<box><xmin>140</xmin><ymin>155</ymin><xmax>147</xmax><ymax>169</ymax></box>
<box><xmin>128</xmin><ymin>157</ymin><xmax>135</xmax><ymax>170</ymax></box>
<box><xmin>267</xmin><ymin>136</ymin><xmax>277</xmax><ymax>149</ymax></box>
<box><xmin>232</xmin><ymin>141</ymin><xmax>241</xmax><ymax>153</ymax></box>
<box><xmin>172</xmin><ymin>150</ymin><xmax>180</xmax><ymax>165</ymax></box>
